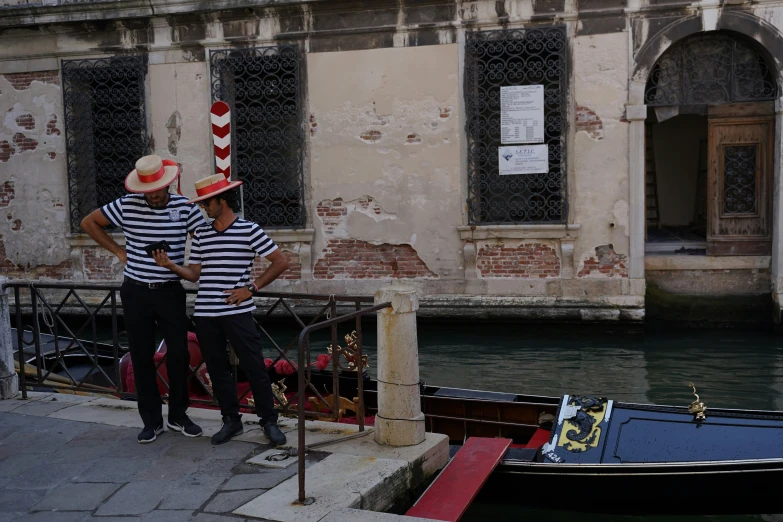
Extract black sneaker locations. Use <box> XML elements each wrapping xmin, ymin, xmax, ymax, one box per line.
<box><xmin>138</xmin><ymin>424</ymin><xmax>164</xmax><ymax>444</ymax></box>
<box><xmin>211</xmin><ymin>415</ymin><xmax>244</xmax><ymax>446</ymax></box>
<box><xmin>263</xmin><ymin>422</ymin><xmax>287</xmax><ymax>447</ymax></box>
<box><xmin>167</xmin><ymin>416</ymin><xmax>203</xmax><ymax>438</ymax></box>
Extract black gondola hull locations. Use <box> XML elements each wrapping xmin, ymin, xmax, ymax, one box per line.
<box><xmin>479</xmin><ymin>459</ymin><xmax>783</xmax><ymax>515</ymax></box>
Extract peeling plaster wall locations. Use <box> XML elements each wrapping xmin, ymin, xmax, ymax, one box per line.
<box><xmin>0</xmin><ymin>72</ymin><xmax>69</xmax><ymax>274</ymax></box>
<box><xmin>148</xmin><ymin>61</ymin><xmax>212</xmax><ymax>200</ymax></box>
<box><xmin>572</xmin><ymin>32</ymin><xmax>630</xmax><ymax>278</ymax></box>
<box><xmin>307</xmin><ymin>44</ymin><xmax>462</xmax><ymax>281</ymax></box>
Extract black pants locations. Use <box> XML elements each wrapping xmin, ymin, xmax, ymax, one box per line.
<box><xmin>120</xmin><ymin>281</ymin><xmax>190</xmax><ymax>428</ymax></box>
<box><xmin>193</xmin><ymin>312</ymin><xmax>277</xmax><ymax>425</ymax></box>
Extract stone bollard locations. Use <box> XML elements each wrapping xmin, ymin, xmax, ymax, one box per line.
<box><xmin>0</xmin><ymin>277</ymin><xmax>19</xmax><ymax>399</ymax></box>
<box><xmin>374</xmin><ymin>285</ymin><xmax>425</xmax><ymax>446</ymax></box>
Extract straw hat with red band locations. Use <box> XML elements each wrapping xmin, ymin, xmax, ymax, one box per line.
<box><xmin>187</xmin><ymin>174</ymin><xmax>243</xmax><ymax>204</ymax></box>
<box><xmin>125</xmin><ymin>155</ymin><xmax>181</xmax><ymax>194</ymax></box>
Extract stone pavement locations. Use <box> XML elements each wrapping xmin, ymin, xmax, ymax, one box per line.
<box><xmin>0</xmin><ymin>400</ymin><xmax>314</xmax><ymax>521</ymax></box>
<box><xmin>0</xmin><ymin>392</ymin><xmax>449</xmax><ymax>522</ymax></box>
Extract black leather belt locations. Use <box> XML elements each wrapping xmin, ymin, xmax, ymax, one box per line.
<box><xmin>123</xmin><ymin>276</ymin><xmax>181</xmax><ymax>290</ymax></box>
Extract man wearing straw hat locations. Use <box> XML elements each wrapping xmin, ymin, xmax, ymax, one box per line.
<box><xmin>152</xmin><ymin>174</ymin><xmax>289</xmax><ymax>446</ymax></box>
<box><xmin>81</xmin><ymin>155</ymin><xmax>206</xmax><ymax>443</ymax></box>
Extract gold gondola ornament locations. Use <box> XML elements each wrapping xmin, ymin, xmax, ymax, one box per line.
<box><xmin>687</xmin><ymin>382</ymin><xmax>707</xmax><ymax>421</ymax></box>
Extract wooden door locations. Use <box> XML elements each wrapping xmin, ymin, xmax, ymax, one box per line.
<box><xmin>707</xmin><ymin>104</ymin><xmax>774</xmax><ymax>256</ymax></box>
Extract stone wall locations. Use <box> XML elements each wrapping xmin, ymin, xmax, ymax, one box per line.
<box><xmin>1</xmin><ymin>0</ymin><xmax>782</xmax><ymax>319</ymax></box>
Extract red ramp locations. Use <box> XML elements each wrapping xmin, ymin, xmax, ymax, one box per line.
<box><xmin>406</xmin><ymin>437</ymin><xmax>512</xmax><ymax>521</ymax></box>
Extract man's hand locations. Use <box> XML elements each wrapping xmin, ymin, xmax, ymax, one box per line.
<box><xmin>224</xmin><ymin>287</ymin><xmax>253</xmax><ymax>306</ymax></box>
<box><xmin>152</xmin><ymin>249</ymin><xmax>174</xmax><ymax>269</ymax></box>
<box><xmin>115</xmin><ymin>248</ymin><xmax>128</xmax><ymax>264</ymax></box>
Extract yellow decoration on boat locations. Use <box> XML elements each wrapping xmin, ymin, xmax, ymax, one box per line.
<box><xmin>556</xmin><ymin>396</ymin><xmax>607</xmax><ymax>453</ymax></box>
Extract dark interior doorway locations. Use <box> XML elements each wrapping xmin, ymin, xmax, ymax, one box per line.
<box><xmin>645</xmin><ymin>113</ymin><xmax>708</xmax><ymax>254</ymax></box>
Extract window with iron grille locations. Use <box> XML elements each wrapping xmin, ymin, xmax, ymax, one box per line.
<box><xmin>210</xmin><ymin>45</ymin><xmax>305</xmax><ymax>229</ymax></box>
<box><xmin>62</xmin><ymin>55</ymin><xmax>149</xmax><ymax>232</ymax></box>
<box><xmin>464</xmin><ymin>27</ymin><xmax>568</xmax><ymax>225</ymax></box>
<box><xmin>645</xmin><ymin>32</ymin><xmax>778</xmax><ymax>106</ymax></box>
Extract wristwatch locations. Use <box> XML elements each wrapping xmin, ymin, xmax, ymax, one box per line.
<box><xmin>247</xmin><ymin>284</ymin><xmax>256</xmax><ymax>294</ymax></box>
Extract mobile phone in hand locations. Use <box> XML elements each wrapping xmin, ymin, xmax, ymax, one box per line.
<box><xmin>143</xmin><ymin>240</ymin><xmax>171</xmax><ymax>257</ymax></box>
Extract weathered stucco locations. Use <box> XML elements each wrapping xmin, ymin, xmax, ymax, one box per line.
<box><xmin>148</xmin><ymin>60</ymin><xmax>212</xmax><ymax>199</ymax></box>
<box><xmin>307</xmin><ymin>44</ymin><xmax>462</xmax><ymax>280</ymax></box>
<box><xmin>0</xmin><ymin>73</ymin><xmax>69</xmax><ymax>270</ymax></box>
<box><xmin>572</xmin><ymin>32</ymin><xmax>630</xmax><ymax>278</ymax></box>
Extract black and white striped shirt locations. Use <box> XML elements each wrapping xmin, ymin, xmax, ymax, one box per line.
<box><xmin>101</xmin><ymin>194</ymin><xmax>205</xmax><ymax>283</ymax></box>
<box><xmin>189</xmin><ymin>218</ymin><xmax>278</xmax><ymax>317</ymax></box>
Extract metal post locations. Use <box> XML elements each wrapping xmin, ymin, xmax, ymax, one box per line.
<box><xmin>111</xmin><ymin>290</ymin><xmax>120</xmax><ymax>392</ymax></box>
<box><xmin>0</xmin><ymin>277</ymin><xmax>20</xmax><ymax>399</ymax></box>
<box><xmin>330</xmin><ymin>300</ymin><xmax>339</xmax><ymax>421</ymax></box>
<box><xmin>297</xmin><ymin>331</ymin><xmax>307</xmax><ymax>504</ymax></box>
<box><xmin>30</xmin><ymin>286</ymin><xmax>42</xmax><ymax>384</ymax></box>
<box><xmin>355</xmin><ymin>300</ymin><xmax>364</xmax><ymax>432</ymax></box>
<box><xmin>14</xmin><ymin>286</ymin><xmax>25</xmax><ymax>399</ymax></box>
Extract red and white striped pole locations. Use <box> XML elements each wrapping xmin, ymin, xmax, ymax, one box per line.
<box><xmin>210</xmin><ymin>101</ymin><xmax>231</xmax><ymax>180</ymax></box>
<box><xmin>210</xmin><ymin>101</ymin><xmax>243</xmax><ymax>215</ymax></box>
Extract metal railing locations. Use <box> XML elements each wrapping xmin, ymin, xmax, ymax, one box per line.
<box><xmin>3</xmin><ymin>281</ymin><xmax>390</xmax><ymax>502</ymax></box>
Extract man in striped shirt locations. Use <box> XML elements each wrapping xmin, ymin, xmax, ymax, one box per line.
<box><xmin>81</xmin><ymin>155</ymin><xmax>206</xmax><ymax>443</ymax></box>
<box><xmin>153</xmin><ymin>174</ymin><xmax>289</xmax><ymax>446</ymax></box>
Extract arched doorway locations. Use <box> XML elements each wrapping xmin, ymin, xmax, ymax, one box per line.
<box><xmin>643</xmin><ymin>31</ymin><xmax>779</xmax><ymax>256</ymax></box>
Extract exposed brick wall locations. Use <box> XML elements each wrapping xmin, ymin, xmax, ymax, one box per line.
<box><xmin>476</xmin><ymin>242</ymin><xmax>561</xmax><ymax>278</ymax></box>
<box><xmin>82</xmin><ymin>246</ymin><xmax>119</xmax><ymax>281</ymax></box>
<box><xmin>250</xmin><ymin>248</ymin><xmax>301</xmax><ymax>280</ymax></box>
<box><xmin>578</xmin><ymin>244</ymin><xmax>628</xmax><ymax>278</ymax></box>
<box><xmin>575</xmin><ymin>105</ymin><xmax>604</xmax><ymax>140</ymax></box>
<box><xmin>15</xmin><ymin>114</ymin><xmax>35</xmax><ymax>130</ymax></box>
<box><xmin>46</xmin><ymin>114</ymin><xmax>61</xmax><ymax>136</ymax></box>
<box><xmin>317</xmin><ymin>198</ymin><xmax>348</xmax><ymax>234</ymax></box>
<box><xmin>315</xmin><ymin>197</ymin><xmax>435</xmax><ymax>279</ymax></box>
<box><xmin>3</xmin><ymin>71</ymin><xmax>60</xmax><ymax>90</ymax></box>
<box><xmin>12</xmin><ymin>132</ymin><xmax>37</xmax><ymax>152</ymax></box>
<box><xmin>0</xmin><ymin>141</ymin><xmax>12</xmax><ymax>162</ymax></box>
<box><xmin>314</xmin><ymin>239</ymin><xmax>435</xmax><ymax>279</ymax></box>
<box><xmin>0</xmin><ymin>181</ymin><xmax>14</xmax><ymax>208</ymax></box>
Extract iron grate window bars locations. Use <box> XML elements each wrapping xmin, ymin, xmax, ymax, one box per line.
<box><xmin>645</xmin><ymin>32</ymin><xmax>778</xmax><ymax>107</ymax></box>
<box><xmin>464</xmin><ymin>27</ymin><xmax>568</xmax><ymax>225</ymax></box>
<box><xmin>62</xmin><ymin>55</ymin><xmax>149</xmax><ymax>233</ymax></box>
<box><xmin>210</xmin><ymin>45</ymin><xmax>306</xmax><ymax>229</ymax></box>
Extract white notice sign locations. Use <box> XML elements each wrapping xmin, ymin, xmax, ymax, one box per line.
<box><xmin>498</xmin><ymin>145</ymin><xmax>549</xmax><ymax>175</ymax></box>
<box><xmin>500</xmin><ymin>85</ymin><xmax>544</xmax><ymax>144</ymax></box>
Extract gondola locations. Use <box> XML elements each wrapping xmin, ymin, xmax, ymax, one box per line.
<box><xmin>477</xmin><ymin>392</ymin><xmax>783</xmax><ymax>515</ymax></box>
<box><xmin>322</xmin><ymin>373</ymin><xmax>783</xmax><ymax>516</ymax></box>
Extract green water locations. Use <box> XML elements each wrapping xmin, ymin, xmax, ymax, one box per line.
<box><xmin>308</xmin><ymin>322</ymin><xmax>783</xmax><ymax>411</ymax></box>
